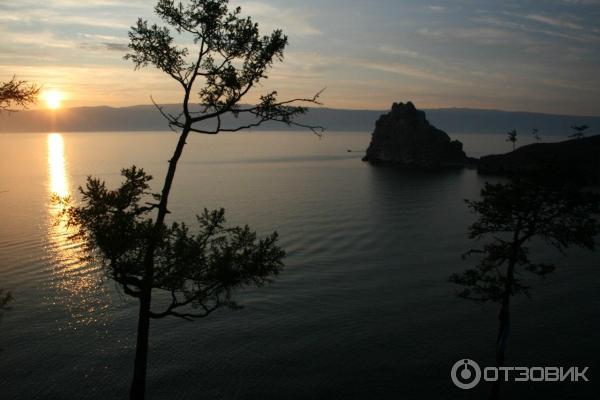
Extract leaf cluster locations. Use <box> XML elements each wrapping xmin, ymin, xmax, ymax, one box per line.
<box><xmin>125</xmin><ymin>0</ymin><xmax>324</xmax><ymax>134</ymax></box>
<box><xmin>59</xmin><ymin>167</ymin><xmax>285</xmax><ymax>320</ymax></box>
<box><xmin>0</xmin><ymin>76</ymin><xmax>39</xmax><ymax>112</ymax></box>
<box><xmin>506</xmin><ymin>129</ymin><xmax>517</xmax><ymax>144</ymax></box>
<box><xmin>450</xmin><ymin>179</ymin><xmax>600</xmax><ymax>302</ymax></box>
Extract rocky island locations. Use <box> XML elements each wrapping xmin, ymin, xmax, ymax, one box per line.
<box><xmin>362</xmin><ymin>102</ymin><xmax>468</xmax><ymax>169</ymax></box>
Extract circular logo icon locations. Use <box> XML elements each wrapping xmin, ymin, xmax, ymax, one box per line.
<box><xmin>451</xmin><ymin>359</ymin><xmax>481</xmax><ymax>389</ymax></box>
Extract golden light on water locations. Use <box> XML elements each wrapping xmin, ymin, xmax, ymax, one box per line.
<box><xmin>42</xmin><ymin>89</ymin><xmax>64</xmax><ymax>110</ymax></box>
<box><xmin>46</xmin><ymin>133</ymin><xmax>109</xmax><ymax>326</ymax></box>
<box><xmin>48</xmin><ymin>133</ymin><xmax>69</xmax><ymax>198</ymax></box>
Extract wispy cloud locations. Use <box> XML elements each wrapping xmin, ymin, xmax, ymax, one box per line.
<box><xmin>525</xmin><ymin>14</ymin><xmax>583</xmax><ymax>30</ymax></box>
<box><xmin>354</xmin><ymin>60</ymin><xmax>465</xmax><ymax>85</ymax></box>
<box><xmin>427</xmin><ymin>5</ymin><xmax>447</xmax><ymax>12</ymax></box>
<box><xmin>378</xmin><ymin>45</ymin><xmax>421</xmax><ymax>58</ymax></box>
<box><xmin>474</xmin><ymin>11</ymin><xmax>600</xmax><ymax>43</ymax></box>
<box><xmin>238</xmin><ymin>1</ymin><xmax>322</xmax><ymax>37</ymax></box>
<box><xmin>0</xmin><ymin>4</ymin><xmax>132</xmax><ymax>29</ymax></box>
<box><xmin>417</xmin><ymin>26</ymin><xmax>522</xmax><ymax>45</ymax></box>
<box><xmin>560</xmin><ymin>0</ymin><xmax>600</xmax><ymax>5</ymax></box>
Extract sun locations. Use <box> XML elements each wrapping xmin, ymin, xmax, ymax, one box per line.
<box><xmin>42</xmin><ymin>89</ymin><xmax>64</xmax><ymax>110</ymax></box>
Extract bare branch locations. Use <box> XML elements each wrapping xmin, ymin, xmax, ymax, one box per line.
<box><xmin>150</xmin><ymin>96</ymin><xmax>181</xmax><ymax>131</ymax></box>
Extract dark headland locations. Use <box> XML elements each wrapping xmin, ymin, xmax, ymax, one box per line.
<box><xmin>478</xmin><ymin>135</ymin><xmax>600</xmax><ymax>184</ymax></box>
<box><xmin>363</xmin><ymin>102</ymin><xmax>600</xmax><ymax>184</ymax></box>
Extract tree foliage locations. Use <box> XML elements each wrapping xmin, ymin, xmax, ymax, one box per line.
<box><xmin>59</xmin><ymin>167</ymin><xmax>284</xmax><ymax>320</ymax></box>
<box><xmin>450</xmin><ymin>179</ymin><xmax>600</xmax><ymax>302</ymax></box>
<box><xmin>506</xmin><ymin>129</ymin><xmax>518</xmax><ymax>150</ymax></box>
<box><xmin>124</xmin><ymin>0</ymin><xmax>323</xmax><ymax>134</ymax></box>
<box><xmin>0</xmin><ymin>76</ymin><xmax>39</xmax><ymax>112</ymax></box>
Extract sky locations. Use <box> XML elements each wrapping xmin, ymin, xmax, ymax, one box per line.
<box><xmin>1</xmin><ymin>0</ymin><xmax>599</xmax><ymax>115</ymax></box>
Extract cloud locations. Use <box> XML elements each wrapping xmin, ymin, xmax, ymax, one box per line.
<box><xmin>0</xmin><ymin>5</ymin><xmax>131</xmax><ymax>29</ymax></box>
<box><xmin>77</xmin><ymin>33</ymin><xmax>129</xmax><ymax>52</ymax></box>
<box><xmin>560</xmin><ymin>0</ymin><xmax>600</xmax><ymax>4</ymax></box>
<box><xmin>417</xmin><ymin>26</ymin><xmax>521</xmax><ymax>45</ymax></box>
<box><xmin>525</xmin><ymin>14</ymin><xmax>583</xmax><ymax>30</ymax></box>
<box><xmin>1</xmin><ymin>30</ymin><xmax>77</xmax><ymax>49</ymax></box>
<box><xmin>8</xmin><ymin>0</ymin><xmax>146</xmax><ymax>8</ymax></box>
<box><xmin>378</xmin><ymin>45</ymin><xmax>421</xmax><ymax>58</ymax></box>
<box><xmin>237</xmin><ymin>1</ymin><xmax>322</xmax><ymax>37</ymax></box>
<box><xmin>78</xmin><ymin>42</ymin><xmax>129</xmax><ymax>52</ymax></box>
<box><xmin>472</xmin><ymin>12</ymin><xmax>600</xmax><ymax>44</ymax></box>
<box><xmin>427</xmin><ymin>5</ymin><xmax>447</xmax><ymax>12</ymax></box>
<box><xmin>352</xmin><ymin>60</ymin><xmax>467</xmax><ymax>86</ymax></box>
<box><xmin>103</xmin><ymin>42</ymin><xmax>128</xmax><ymax>52</ymax></box>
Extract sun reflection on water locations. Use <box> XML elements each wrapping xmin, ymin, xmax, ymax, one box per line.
<box><xmin>48</xmin><ymin>133</ymin><xmax>69</xmax><ymax>198</ymax></box>
<box><xmin>46</xmin><ymin>133</ymin><xmax>110</xmax><ymax>327</ymax></box>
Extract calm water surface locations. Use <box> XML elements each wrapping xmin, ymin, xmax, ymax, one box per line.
<box><xmin>0</xmin><ymin>131</ymin><xmax>598</xmax><ymax>399</ymax></box>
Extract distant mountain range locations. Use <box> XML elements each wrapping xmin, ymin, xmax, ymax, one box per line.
<box><xmin>1</xmin><ymin>104</ymin><xmax>598</xmax><ymax>136</ymax></box>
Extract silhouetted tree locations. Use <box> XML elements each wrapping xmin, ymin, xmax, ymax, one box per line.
<box><xmin>506</xmin><ymin>129</ymin><xmax>517</xmax><ymax>150</ymax></box>
<box><xmin>0</xmin><ymin>287</ymin><xmax>12</xmax><ymax>329</ymax></box>
<box><xmin>0</xmin><ymin>288</ymin><xmax>12</xmax><ymax>351</ymax></box>
<box><xmin>0</xmin><ymin>76</ymin><xmax>39</xmax><ymax>112</ymax></box>
<box><xmin>59</xmin><ymin>1</ymin><xmax>322</xmax><ymax>399</ymax></box>
<box><xmin>531</xmin><ymin>128</ymin><xmax>541</xmax><ymax>142</ymax></box>
<box><xmin>450</xmin><ymin>178</ymin><xmax>600</xmax><ymax>400</ymax></box>
<box><xmin>0</xmin><ymin>288</ymin><xmax>12</xmax><ymax>314</ymax></box>
<box><xmin>569</xmin><ymin>124</ymin><xmax>589</xmax><ymax>139</ymax></box>
<box><xmin>59</xmin><ymin>168</ymin><xmax>284</xmax><ymax>393</ymax></box>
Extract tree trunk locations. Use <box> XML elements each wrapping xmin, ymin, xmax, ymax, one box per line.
<box><xmin>490</xmin><ymin>290</ymin><xmax>511</xmax><ymax>400</ymax></box>
<box><xmin>490</xmin><ymin>252</ymin><xmax>517</xmax><ymax>400</ymax></box>
<box><xmin>130</xmin><ymin>288</ymin><xmax>152</xmax><ymax>399</ymax></box>
<box><xmin>128</xmin><ymin>125</ymin><xmax>191</xmax><ymax>400</ymax></box>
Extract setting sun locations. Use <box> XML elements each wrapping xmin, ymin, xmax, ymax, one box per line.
<box><xmin>42</xmin><ymin>89</ymin><xmax>64</xmax><ymax>110</ymax></box>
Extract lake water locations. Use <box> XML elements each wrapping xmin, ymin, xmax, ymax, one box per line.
<box><xmin>0</xmin><ymin>131</ymin><xmax>598</xmax><ymax>399</ymax></box>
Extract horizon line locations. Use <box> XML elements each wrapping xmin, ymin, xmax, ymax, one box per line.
<box><xmin>19</xmin><ymin>103</ymin><xmax>600</xmax><ymax>119</ymax></box>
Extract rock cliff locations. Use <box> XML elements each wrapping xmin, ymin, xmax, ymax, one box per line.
<box><xmin>363</xmin><ymin>102</ymin><xmax>467</xmax><ymax>168</ymax></box>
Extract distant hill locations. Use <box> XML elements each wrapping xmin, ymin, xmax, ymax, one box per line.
<box><xmin>1</xmin><ymin>104</ymin><xmax>598</xmax><ymax>136</ymax></box>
